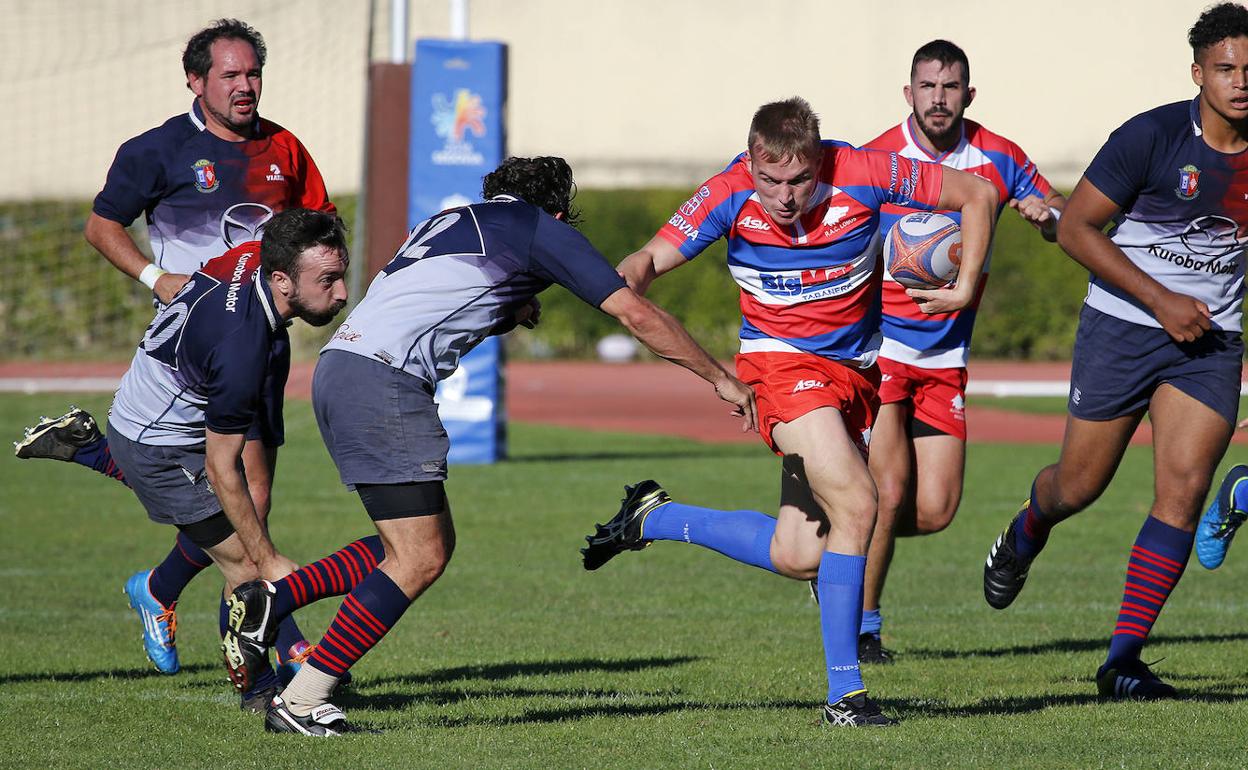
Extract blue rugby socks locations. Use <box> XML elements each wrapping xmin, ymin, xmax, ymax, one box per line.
<box><xmin>817</xmin><ymin>553</ymin><xmax>867</xmax><ymax>702</ymax></box>
<box><xmin>1012</xmin><ymin>480</ymin><xmax>1053</xmax><ymax>560</ymax></box>
<box><xmin>642</xmin><ymin>501</ymin><xmax>777</xmax><ymax>573</ymax></box>
<box><xmin>860</xmin><ymin>607</ymin><xmax>882</xmax><ymax>637</ymax></box>
<box><xmin>1103</xmin><ymin>516</ymin><xmax>1191</xmax><ymax>670</ymax></box>
<box><xmin>147</xmin><ymin>532</ymin><xmax>211</xmax><ymax>608</ymax></box>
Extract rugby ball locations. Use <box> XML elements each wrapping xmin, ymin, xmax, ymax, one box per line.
<box><xmin>883</xmin><ymin>212</ymin><xmax>962</xmax><ymax>289</ymax></box>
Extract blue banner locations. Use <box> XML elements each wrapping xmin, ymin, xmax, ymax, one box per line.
<box><xmin>410</xmin><ymin>39</ymin><xmax>508</xmax><ymax>463</ymax></box>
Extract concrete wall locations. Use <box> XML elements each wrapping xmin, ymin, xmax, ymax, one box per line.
<box><xmin>0</xmin><ymin>0</ymin><xmax>1221</xmax><ymax>199</ymax></box>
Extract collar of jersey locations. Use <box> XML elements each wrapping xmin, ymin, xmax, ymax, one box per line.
<box><xmin>1189</xmin><ymin>96</ymin><xmax>1204</xmax><ymax>137</ymax></box>
<box><xmin>253</xmin><ymin>271</ymin><xmax>287</xmax><ymax>331</ymax></box>
<box><xmin>903</xmin><ymin>114</ymin><xmax>964</xmax><ymax>162</ymax></box>
<box><xmin>187</xmin><ymin>100</ymin><xmax>261</xmax><ymax>137</ymax></box>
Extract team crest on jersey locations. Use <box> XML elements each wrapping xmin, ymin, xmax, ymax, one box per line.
<box><xmin>192</xmin><ymin>159</ymin><xmax>219</xmax><ymax>193</ymax></box>
<box><xmin>1176</xmin><ymin>164</ymin><xmax>1200</xmax><ymax>200</ymax></box>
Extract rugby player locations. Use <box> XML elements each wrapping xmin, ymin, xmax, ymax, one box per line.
<box><xmin>579</xmin><ymin>97</ymin><xmax>998</xmax><ymax>726</ymax></box>
<box><xmin>106</xmin><ymin>208</ymin><xmax>348</xmax><ymax>710</ymax></box>
<box><xmin>982</xmin><ymin>2</ymin><xmax>1248</xmax><ymax>700</ymax></box>
<box><xmin>13</xmin><ymin>19</ymin><xmax>333</xmax><ymax>682</ymax></box>
<box><xmin>857</xmin><ymin>40</ymin><xmax>1065</xmax><ymax>663</ymax></box>
<box><xmin>220</xmin><ymin>156</ymin><xmax>756</xmax><ymax>736</ymax></box>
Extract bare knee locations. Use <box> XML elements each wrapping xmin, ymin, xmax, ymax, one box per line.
<box><xmin>913</xmin><ymin>492</ymin><xmax>960</xmax><ymax>535</ymax></box>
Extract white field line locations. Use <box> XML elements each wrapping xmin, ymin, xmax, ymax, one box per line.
<box><xmin>1</xmin><ymin>376</ymin><xmax>1246</xmax><ymax>397</ymax></box>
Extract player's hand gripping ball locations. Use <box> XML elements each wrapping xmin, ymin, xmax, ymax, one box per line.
<box><xmin>884</xmin><ymin>212</ymin><xmax>962</xmax><ymax>289</ymax></box>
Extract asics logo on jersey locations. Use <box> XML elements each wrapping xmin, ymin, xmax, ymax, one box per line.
<box><xmin>679</xmin><ymin>186</ymin><xmax>712</xmax><ymax>217</ymax></box>
<box><xmin>667</xmin><ymin>213</ymin><xmax>699</xmax><ymax>241</ymax></box>
<box><xmin>792</xmin><ymin>379</ymin><xmax>826</xmax><ymax>393</ymax></box>
<box><xmin>737</xmin><ymin>215</ymin><xmax>771</xmax><ymax>232</ymax></box>
<box><xmin>265</xmin><ymin>163</ymin><xmax>285</xmax><ymax>182</ymax></box>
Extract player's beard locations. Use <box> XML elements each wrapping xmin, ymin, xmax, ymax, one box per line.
<box><xmin>290</xmin><ymin>291</ymin><xmax>346</xmax><ymax>327</ymax></box>
<box><xmin>914</xmin><ymin>107</ymin><xmax>961</xmax><ymax>147</ymax></box>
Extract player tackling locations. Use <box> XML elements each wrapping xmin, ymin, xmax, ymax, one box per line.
<box><xmin>982</xmin><ymin>2</ymin><xmax>1248</xmax><ymax>700</ymax></box>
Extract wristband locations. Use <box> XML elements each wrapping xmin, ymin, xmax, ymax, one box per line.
<box><xmin>139</xmin><ymin>263</ymin><xmax>167</xmax><ymax>290</ymax></box>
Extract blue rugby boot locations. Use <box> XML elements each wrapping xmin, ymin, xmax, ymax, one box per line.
<box><xmin>124</xmin><ymin>570</ymin><xmax>179</xmax><ymax>674</ymax></box>
<box><xmin>1196</xmin><ymin>464</ymin><xmax>1248</xmax><ymax>570</ymax></box>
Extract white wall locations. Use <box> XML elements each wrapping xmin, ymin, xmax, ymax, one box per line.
<box><xmin>0</xmin><ymin>0</ymin><xmax>1222</xmax><ymax>198</ymax></box>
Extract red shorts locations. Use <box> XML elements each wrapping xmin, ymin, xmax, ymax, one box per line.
<box><xmin>877</xmin><ymin>358</ymin><xmax>968</xmax><ymax>441</ymax></box>
<box><xmin>734</xmin><ymin>352</ymin><xmax>880</xmax><ymax>457</ymax></box>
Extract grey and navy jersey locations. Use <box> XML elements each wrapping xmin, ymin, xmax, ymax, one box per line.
<box><xmin>322</xmin><ymin>196</ymin><xmax>626</xmax><ymax>384</ymax></box>
<box><xmin>1083</xmin><ymin>98</ymin><xmax>1248</xmax><ymax>331</ymax></box>
<box><xmin>110</xmin><ymin>243</ymin><xmax>289</xmax><ymax>446</ymax></box>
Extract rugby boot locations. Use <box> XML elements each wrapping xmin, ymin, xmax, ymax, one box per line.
<box><xmin>858</xmin><ymin>633</ymin><xmax>894</xmax><ymax>665</ymax></box>
<box><xmin>1196</xmin><ymin>464</ymin><xmax>1248</xmax><ymax>569</ymax></box>
<box><xmin>14</xmin><ymin>406</ymin><xmax>101</xmax><ymax>461</ymax></box>
<box><xmin>265</xmin><ymin>694</ymin><xmax>355</xmax><ymax>737</ymax></box>
<box><xmin>1096</xmin><ymin>659</ymin><xmax>1178</xmax><ymax>700</ymax></box>
<box><xmin>983</xmin><ymin>516</ymin><xmax>1034</xmax><ymax>609</ymax></box>
<box><xmin>222</xmin><ymin>580</ymin><xmax>278</xmax><ymax>693</ymax></box>
<box><xmin>581</xmin><ymin>480</ymin><xmax>671</xmax><ymax>570</ymax></box>
<box><xmin>822</xmin><ymin>691</ymin><xmax>897</xmax><ymax>727</ymax></box>
<box><xmin>123</xmin><ymin>570</ymin><xmax>179</xmax><ymax>674</ymax></box>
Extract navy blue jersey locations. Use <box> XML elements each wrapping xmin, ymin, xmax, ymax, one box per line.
<box><xmin>110</xmin><ymin>244</ymin><xmax>290</xmax><ymax>446</ymax></box>
<box><xmin>93</xmin><ymin>101</ymin><xmax>333</xmax><ymax>275</ymax></box>
<box><xmin>323</xmin><ymin>195</ymin><xmax>626</xmax><ymax>384</ymax></box>
<box><xmin>1083</xmin><ymin>97</ymin><xmax>1248</xmax><ymax>331</ymax></box>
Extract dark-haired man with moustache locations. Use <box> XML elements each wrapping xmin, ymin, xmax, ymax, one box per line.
<box><xmin>983</xmin><ymin>2</ymin><xmax>1248</xmax><ymax>700</ymax></box>
<box><xmin>14</xmin><ymin>18</ymin><xmax>335</xmax><ymax>686</ymax></box>
<box><xmin>856</xmin><ymin>39</ymin><xmax>1065</xmax><ymax>664</ymax></box>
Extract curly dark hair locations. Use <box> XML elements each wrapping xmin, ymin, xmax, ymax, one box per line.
<box><xmin>911</xmin><ymin>39</ymin><xmax>970</xmax><ymax>84</ymax></box>
<box><xmin>481</xmin><ymin>156</ymin><xmax>581</xmax><ymax>226</ymax></box>
<box><xmin>182</xmin><ymin>18</ymin><xmax>266</xmax><ymax>80</ymax></box>
<box><xmin>1189</xmin><ymin>3</ymin><xmax>1248</xmax><ymax>58</ymax></box>
<box><xmin>261</xmin><ymin>209</ymin><xmax>348</xmax><ymax>281</ymax></box>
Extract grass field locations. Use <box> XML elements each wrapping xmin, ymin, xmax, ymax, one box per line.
<box><xmin>3</xmin><ymin>392</ymin><xmax>1248</xmax><ymax>768</ymax></box>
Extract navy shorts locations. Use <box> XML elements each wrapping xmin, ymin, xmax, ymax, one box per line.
<box><xmin>1069</xmin><ymin>305</ymin><xmax>1243</xmax><ymax>425</ymax></box>
<box><xmin>312</xmin><ymin>350</ymin><xmax>450</xmax><ymax>489</ymax></box>
<box><xmin>106</xmin><ymin>424</ymin><xmax>224</xmax><ymax>526</ymax></box>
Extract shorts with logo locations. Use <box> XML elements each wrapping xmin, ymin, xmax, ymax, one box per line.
<box><xmin>313</xmin><ymin>349</ymin><xmax>450</xmax><ymax>489</ymax></box>
<box><xmin>734</xmin><ymin>351</ymin><xmax>880</xmax><ymax>457</ymax></box>
<box><xmin>106</xmin><ymin>424</ymin><xmax>225</xmax><ymax>526</ymax></box>
<box><xmin>878</xmin><ymin>357</ymin><xmax>968</xmax><ymax>441</ymax></box>
<box><xmin>1069</xmin><ymin>304</ymin><xmax>1243</xmax><ymax>425</ymax></box>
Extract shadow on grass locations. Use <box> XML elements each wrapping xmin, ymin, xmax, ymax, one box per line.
<box><xmin>0</xmin><ymin>662</ymin><xmax>218</xmax><ymax>686</ymax></box>
<box><xmin>905</xmin><ymin>631</ymin><xmax>1248</xmax><ymax>660</ymax></box>
<box><xmin>364</xmin><ymin>655</ymin><xmax>702</xmax><ymax>688</ymax></box>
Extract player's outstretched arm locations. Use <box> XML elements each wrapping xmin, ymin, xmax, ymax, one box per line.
<box><xmin>616</xmin><ymin>236</ymin><xmax>687</xmax><ymax>296</ymax></box>
<box><xmin>1009</xmin><ymin>190</ymin><xmax>1067</xmax><ymax>242</ymax></box>
<box><xmin>600</xmin><ymin>287</ymin><xmax>757</xmax><ymax>432</ymax></box>
<box><xmin>907</xmin><ymin>168</ymin><xmax>998</xmax><ymax>314</ymax></box>
<box><xmin>84</xmin><ymin>213</ymin><xmax>190</xmax><ymax>304</ymax></box>
<box><xmin>1058</xmin><ymin>178</ymin><xmax>1210</xmax><ymax>343</ymax></box>
<box><xmin>206</xmin><ymin>429</ymin><xmax>297</xmax><ymax>579</ymax></box>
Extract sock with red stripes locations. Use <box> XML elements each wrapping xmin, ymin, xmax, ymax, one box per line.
<box><xmin>1011</xmin><ymin>479</ymin><xmax>1053</xmax><ymax>560</ymax></box>
<box><xmin>306</xmin><ymin>567</ymin><xmax>412</xmax><ymax>677</ymax></box>
<box><xmin>270</xmin><ymin>536</ymin><xmax>386</xmax><ymax>619</ymax></box>
<box><xmin>71</xmin><ymin>437</ymin><xmax>129</xmax><ymax>486</ymax></box>
<box><xmin>147</xmin><ymin>532</ymin><xmax>211</xmax><ymax>607</ymax></box>
<box><xmin>1102</xmin><ymin>515</ymin><xmax>1192</xmax><ymax>670</ymax></box>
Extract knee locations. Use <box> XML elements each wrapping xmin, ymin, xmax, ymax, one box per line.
<box><xmin>388</xmin><ymin>533</ymin><xmax>455</xmax><ymax>587</ymax></box>
<box><xmin>770</xmin><ymin>551</ymin><xmax>820</xmax><ymax>581</ymax></box>
<box><xmin>913</xmin><ymin>494</ymin><xmax>960</xmax><ymax>535</ymax></box>
<box><xmin>874</xmin><ymin>477</ymin><xmax>907</xmax><ymax>524</ymax></box>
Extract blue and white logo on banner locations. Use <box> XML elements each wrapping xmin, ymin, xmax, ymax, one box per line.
<box><xmin>411</xmin><ymin>39</ymin><xmax>508</xmax><ymax>463</ymax></box>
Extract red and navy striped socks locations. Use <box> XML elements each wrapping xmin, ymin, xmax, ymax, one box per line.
<box><xmin>271</xmin><ymin>536</ymin><xmax>386</xmax><ymax>618</ymax></box>
<box><xmin>1104</xmin><ymin>516</ymin><xmax>1192</xmax><ymax>667</ymax></box>
<box><xmin>306</xmin><ymin>568</ymin><xmax>412</xmax><ymax>676</ymax></box>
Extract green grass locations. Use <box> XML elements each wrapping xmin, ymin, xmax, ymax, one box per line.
<box><xmin>2</xmin><ymin>393</ymin><xmax>1247</xmax><ymax>768</ymax></box>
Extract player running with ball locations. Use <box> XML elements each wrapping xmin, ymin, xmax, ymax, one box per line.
<box><xmin>581</xmin><ymin>97</ymin><xmax>997</xmax><ymax>726</ymax></box>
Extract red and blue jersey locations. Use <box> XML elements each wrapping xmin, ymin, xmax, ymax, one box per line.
<box><xmin>657</xmin><ymin>140</ymin><xmax>944</xmax><ymax>366</ymax></box>
<box><xmin>866</xmin><ymin>118</ymin><xmax>1052</xmax><ymax>368</ymax></box>
<box><xmin>93</xmin><ymin>101</ymin><xmax>334</xmax><ymax>276</ymax></box>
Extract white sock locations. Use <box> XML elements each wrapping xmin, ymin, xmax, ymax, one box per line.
<box><xmin>281</xmin><ymin>664</ymin><xmax>341</xmax><ymax>717</ymax></box>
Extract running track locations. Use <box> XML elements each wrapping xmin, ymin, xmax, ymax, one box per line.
<box><xmin>3</xmin><ymin>360</ymin><xmax>1243</xmax><ymax>446</ymax></box>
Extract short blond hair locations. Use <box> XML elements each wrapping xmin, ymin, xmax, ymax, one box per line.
<box><xmin>747</xmin><ymin>97</ymin><xmax>821</xmax><ymax>163</ymax></box>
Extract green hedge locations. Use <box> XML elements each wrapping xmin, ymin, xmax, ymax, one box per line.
<box><xmin>0</xmin><ymin>190</ymin><xmax>1115</xmax><ymax>362</ymax></box>
<box><xmin>523</xmin><ymin>188</ymin><xmax>1089</xmax><ymax>361</ymax></box>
